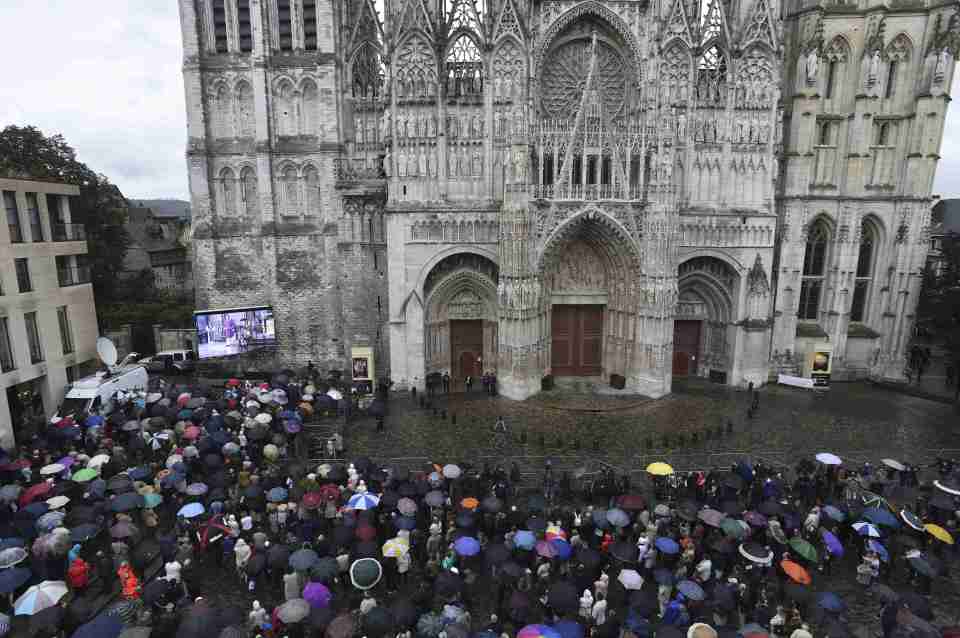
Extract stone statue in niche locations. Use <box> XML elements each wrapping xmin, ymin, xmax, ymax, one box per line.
<box><xmin>379</xmin><ymin>108</ymin><xmax>391</xmax><ymax>140</ymax></box>
<box><xmin>407</xmin><ymin>151</ymin><xmax>417</xmax><ymax>176</ymax></box>
<box><xmin>935</xmin><ymin>48</ymin><xmax>951</xmax><ymax>83</ymax></box>
<box><xmin>397</xmin><ymin>150</ymin><xmax>407</xmax><ymax>177</ymax></box>
<box><xmin>383</xmin><ymin>151</ymin><xmax>392</xmax><ymax>177</ymax></box>
<box><xmin>472</xmin><ymin>152</ymin><xmax>482</xmax><ymax>176</ymax></box>
<box><xmin>418</xmin><ymin>148</ymin><xmax>427</xmax><ymax>176</ymax></box>
<box><xmin>805</xmin><ymin>48</ymin><xmax>819</xmax><ymax>85</ymax></box>
<box><xmin>428</xmin><ymin>116</ymin><xmax>436</xmax><ymax>137</ymax></box>
<box><xmin>354</xmin><ymin>117</ymin><xmax>364</xmax><ymax>143</ymax></box>
<box><xmin>432</xmin><ymin>148</ymin><xmax>439</xmax><ymax>176</ymax></box>
<box><xmin>868</xmin><ymin>49</ymin><xmax>881</xmax><ymax>85</ymax></box>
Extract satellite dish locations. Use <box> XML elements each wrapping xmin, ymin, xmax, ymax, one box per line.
<box><xmin>96</xmin><ymin>337</ymin><xmax>118</xmax><ymax>367</ymax></box>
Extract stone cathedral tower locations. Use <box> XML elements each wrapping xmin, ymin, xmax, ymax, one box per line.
<box><xmin>179</xmin><ymin>0</ymin><xmax>958</xmax><ymax>399</ymax></box>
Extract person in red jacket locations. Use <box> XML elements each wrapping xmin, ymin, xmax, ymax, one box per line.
<box><xmin>67</xmin><ymin>556</ymin><xmax>90</xmax><ymax>592</ymax></box>
<box><xmin>117</xmin><ymin>562</ymin><xmax>141</xmax><ymax>600</ymax></box>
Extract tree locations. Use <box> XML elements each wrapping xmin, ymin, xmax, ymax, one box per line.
<box><xmin>0</xmin><ymin>125</ymin><xmax>130</xmax><ymax>302</ymax></box>
<box><xmin>917</xmin><ymin>231</ymin><xmax>960</xmax><ymax>398</ymax></box>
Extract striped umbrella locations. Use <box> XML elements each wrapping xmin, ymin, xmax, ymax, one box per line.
<box><xmin>347</xmin><ymin>492</ymin><xmax>380</xmax><ymax>510</ymax></box>
<box><xmin>14</xmin><ymin>580</ymin><xmax>68</xmax><ymax>616</ymax></box>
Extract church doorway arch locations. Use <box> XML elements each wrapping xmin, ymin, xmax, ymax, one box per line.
<box><xmin>539</xmin><ymin>210</ymin><xmax>641</xmax><ymax>382</ymax></box>
<box><xmin>423</xmin><ymin>253</ymin><xmax>499</xmax><ymax>388</ymax></box>
<box><xmin>674</xmin><ymin>256</ymin><xmax>739</xmax><ymax>378</ymax></box>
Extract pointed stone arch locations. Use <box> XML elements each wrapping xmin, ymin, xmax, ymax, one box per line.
<box><xmin>534</xmin><ymin>1</ymin><xmax>643</xmax><ymax>85</ymax></box>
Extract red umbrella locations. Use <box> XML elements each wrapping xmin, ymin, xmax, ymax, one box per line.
<box><xmin>302</xmin><ymin>492</ymin><xmax>324</xmax><ymax>510</ymax></box>
<box><xmin>226</xmin><ymin>378</ymin><xmax>241</xmax><ymax>387</ymax></box>
<box><xmin>20</xmin><ymin>482</ymin><xmax>52</xmax><ymax>506</ymax></box>
<box><xmin>618</xmin><ymin>495</ymin><xmax>647</xmax><ymax>511</ymax></box>
<box><xmin>183</xmin><ymin>426</ymin><xmax>201</xmax><ymax>440</ymax></box>
<box><xmin>319</xmin><ymin>485</ymin><xmax>340</xmax><ymax>502</ymax></box>
<box><xmin>356</xmin><ymin>525</ymin><xmax>377</xmax><ymax>541</ymax></box>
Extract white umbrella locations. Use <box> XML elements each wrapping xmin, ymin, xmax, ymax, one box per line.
<box><xmin>617</xmin><ymin>569</ymin><xmax>644</xmax><ymax>590</ymax></box>
<box><xmin>45</xmin><ymin>496</ymin><xmax>70</xmax><ymax>510</ymax></box>
<box><xmin>443</xmin><ymin>464</ymin><xmax>462</xmax><ymax>479</ymax></box>
<box><xmin>933</xmin><ymin>480</ymin><xmax>960</xmax><ymax>496</ymax></box>
<box><xmin>14</xmin><ymin>580</ymin><xmax>68</xmax><ymax>616</ymax></box>
<box><xmin>815</xmin><ymin>452</ymin><xmax>842</xmax><ymax>466</ymax></box>
<box><xmin>254</xmin><ymin>413</ymin><xmax>272</xmax><ymax>425</ymax></box>
<box><xmin>165</xmin><ymin>454</ymin><xmax>184</xmax><ymax>468</ymax></box>
<box><xmin>881</xmin><ymin>459</ymin><xmax>906</xmax><ymax>471</ymax></box>
<box><xmin>87</xmin><ymin>454</ymin><xmax>110</xmax><ymax>469</ymax></box>
<box><xmin>39</xmin><ymin>464</ymin><xmax>65</xmax><ymax>477</ymax></box>
<box><xmin>326</xmin><ymin>389</ymin><xmax>343</xmax><ymax>401</ymax></box>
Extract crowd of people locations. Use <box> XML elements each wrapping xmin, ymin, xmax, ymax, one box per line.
<box><xmin>0</xmin><ymin>372</ymin><xmax>957</xmax><ymax>638</ymax></box>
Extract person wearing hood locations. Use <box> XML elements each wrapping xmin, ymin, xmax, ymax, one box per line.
<box><xmin>592</xmin><ymin>593</ymin><xmax>608</xmax><ymax>626</ymax></box>
<box><xmin>579</xmin><ymin>588</ymin><xmax>594</xmax><ymax>622</ymax></box>
<box><xmin>234</xmin><ymin>537</ymin><xmax>252</xmax><ymax>577</ymax></box>
<box><xmin>803</xmin><ymin>506</ymin><xmax>820</xmax><ymax>537</ymax></box>
<box><xmin>249</xmin><ymin>600</ymin><xmax>268</xmax><ymax>632</ymax></box>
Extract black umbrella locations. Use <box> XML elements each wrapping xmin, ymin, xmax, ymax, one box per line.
<box><xmin>110</xmin><ymin>492</ymin><xmax>144</xmax><ymax>513</ymax></box>
<box><xmin>379</xmin><ymin>491</ymin><xmax>400</xmax><ymax>510</ymax></box>
<box><xmin>246</xmin><ymin>553</ymin><xmax>267</xmax><ymax>576</ymax></box>
<box><xmin>143</xmin><ymin>578</ymin><xmax>175</xmax><ymax>605</ymax></box>
<box><xmin>628</xmin><ymin>589</ymin><xmax>658</xmax><ymax>618</ymax></box>
<box><xmin>577</xmin><ymin>547</ymin><xmax>602</xmax><ymax>569</ymax></box>
<box><xmin>610</xmin><ymin>541</ymin><xmax>637</xmax><ymax>563</ymax></box>
<box><xmin>310</xmin><ymin>556</ymin><xmax>339</xmax><ymax>583</ymax></box>
<box><xmin>290</xmin><ymin>548</ymin><xmax>320</xmax><ymax>571</ymax></box>
<box><xmin>29</xmin><ymin>604</ymin><xmax>65</xmax><ymax>637</ymax></box>
<box><xmin>69</xmin><ymin>523</ymin><xmax>101</xmax><ymax>543</ymax></box>
<box><xmin>132</xmin><ymin>539</ymin><xmax>161</xmax><ymax>570</ymax></box>
<box><xmin>268</xmin><ymin>544</ymin><xmax>291</xmax><ymax>570</ymax></box>
<box><xmin>354</xmin><ymin>540</ymin><xmax>378</xmax><ymax>559</ymax></box>
<box><xmin>106</xmin><ymin>476</ymin><xmax>134</xmax><ymax>493</ymax></box>
<box><xmin>389</xmin><ymin>598</ymin><xmax>417</xmax><ymax>629</ymax></box>
<box><xmin>758</xmin><ymin>500</ymin><xmax>783</xmax><ymax>516</ymax></box>
<box><xmin>309</xmin><ymin>606</ymin><xmax>335</xmax><ymax>632</ymax></box>
<box><xmin>547</xmin><ymin>581</ymin><xmax>579</xmax><ymax>613</ymax></box>
<box><xmin>485</xmin><ymin>543</ymin><xmax>510</xmax><ymax>565</ymax></box>
<box><xmin>363</xmin><ymin>606</ymin><xmax>395</xmax><ymax>638</ymax></box>
<box><xmin>434</xmin><ymin>570</ymin><xmax>463</xmax><ymax>598</ymax></box>
<box><xmin>526</xmin><ymin>517</ymin><xmax>546</xmax><ymax>532</ymax></box>
<box><xmin>499</xmin><ymin>561</ymin><xmax>523</xmax><ymax>581</ymax></box>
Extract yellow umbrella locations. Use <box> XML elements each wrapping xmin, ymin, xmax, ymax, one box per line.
<box><xmin>382</xmin><ymin>537</ymin><xmax>410</xmax><ymax>558</ymax></box>
<box><xmin>924</xmin><ymin>523</ymin><xmax>954</xmax><ymax>545</ymax></box>
<box><xmin>646</xmin><ymin>462</ymin><xmax>674</xmax><ymax>476</ymax></box>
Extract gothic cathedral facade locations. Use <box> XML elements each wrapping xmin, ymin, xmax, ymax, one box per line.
<box><xmin>179</xmin><ymin>0</ymin><xmax>957</xmax><ymax>398</ymax></box>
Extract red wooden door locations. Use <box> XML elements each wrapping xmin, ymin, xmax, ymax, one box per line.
<box><xmin>552</xmin><ymin>305</ymin><xmax>604</xmax><ymax>376</ymax></box>
<box><xmin>450</xmin><ymin>320</ymin><xmax>483</xmax><ymax>381</ymax></box>
<box><xmin>672</xmin><ymin>320</ymin><xmax>701</xmax><ymax>376</ymax></box>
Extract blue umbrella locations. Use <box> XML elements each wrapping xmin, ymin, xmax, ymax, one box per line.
<box><xmin>552</xmin><ymin>620</ymin><xmax>584</xmax><ymax>638</ymax></box>
<box><xmin>653</xmin><ymin>568</ymin><xmax>675</xmax><ymax>586</ymax></box>
<box><xmin>606</xmin><ymin>508</ymin><xmax>630</xmax><ymax>528</ymax></box>
<box><xmin>868</xmin><ymin>540</ymin><xmax>889</xmax><ymax>562</ymax></box>
<box><xmin>126</xmin><ymin>466</ymin><xmax>151</xmax><ymax>482</ymax></box>
<box><xmin>84</xmin><ymin>415</ymin><xmax>104</xmax><ymax>427</ymax></box>
<box><xmin>71</xmin><ymin>612</ymin><xmax>124</xmax><ymax>638</ymax></box>
<box><xmin>70</xmin><ymin>524</ymin><xmax>100</xmax><ymax>543</ymax></box>
<box><xmin>591</xmin><ymin>509</ymin><xmax>610</xmax><ymax>529</ymax></box>
<box><xmin>514</xmin><ymin>530</ymin><xmax>536</xmax><ymax>550</ymax></box>
<box><xmin>177</xmin><ymin>502</ymin><xmax>205</xmax><ymax>519</ymax></box>
<box><xmin>186</xmin><ymin>483</ymin><xmax>208</xmax><ymax>497</ymax></box>
<box><xmin>655</xmin><ymin>537</ymin><xmax>680</xmax><ymax>554</ymax></box>
<box><xmin>816</xmin><ymin>592</ymin><xmax>845</xmax><ymax>613</ymax></box>
<box><xmin>395</xmin><ymin>516</ymin><xmax>417</xmax><ymax>530</ymax></box>
<box><xmin>268</xmin><ymin>487</ymin><xmax>289</xmax><ymax>503</ymax></box>
<box><xmin>677</xmin><ymin>580</ymin><xmax>705</xmax><ymax>601</ymax></box>
<box><xmin>454</xmin><ymin>536</ymin><xmax>481</xmax><ymax>557</ymax></box>
<box><xmin>347</xmin><ymin>492</ymin><xmax>379</xmax><ymax>510</ymax></box>
<box><xmin>22</xmin><ymin>503</ymin><xmax>49</xmax><ymax>519</ymax></box>
<box><xmin>852</xmin><ymin>521</ymin><xmax>881</xmax><ymax>538</ymax></box>
<box><xmin>550</xmin><ymin>539</ymin><xmax>573</xmax><ymax>560</ymax></box>
<box><xmin>0</xmin><ymin>538</ymin><xmax>24</xmax><ymax>551</ymax></box>
<box><xmin>290</xmin><ymin>548</ymin><xmax>320</xmax><ymax>571</ymax></box>
<box><xmin>862</xmin><ymin>507</ymin><xmax>899</xmax><ymax>528</ymax></box>
<box><xmin>0</xmin><ymin>568</ymin><xmax>30</xmax><ymax>594</ymax></box>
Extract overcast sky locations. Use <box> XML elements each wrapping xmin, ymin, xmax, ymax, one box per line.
<box><xmin>2</xmin><ymin>2</ymin><xmax>960</xmax><ymax>200</ymax></box>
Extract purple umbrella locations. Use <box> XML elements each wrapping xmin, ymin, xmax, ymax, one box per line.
<box><xmin>454</xmin><ymin>536</ymin><xmax>481</xmax><ymax>557</ymax></box>
<box><xmin>821</xmin><ymin>530</ymin><xmax>844</xmax><ymax>557</ymax></box>
<box><xmin>303</xmin><ymin>582</ymin><xmax>332</xmax><ymax>608</ymax></box>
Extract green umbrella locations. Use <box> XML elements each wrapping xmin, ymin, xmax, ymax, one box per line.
<box><xmin>721</xmin><ymin>518</ymin><xmax>746</xmax><ymax>539</ymax></box>
<box><xmin>350</xmin><ymin>558</ymin><xmax>382</xmax><ymax>590</ymax></box>
<box><xmin>72</xmin><ymin>468</ymin><xmax>98</xmax><ymax>483</ymax></box>
<box><xmin>143</xmin><ymin>493</ymin><xmax>163</xmax><ymax>508</ymax></box>
<box><xmin>789</xmin><ymin>537</ymin><xmax>819</xmax><ymax>563</ymax></box>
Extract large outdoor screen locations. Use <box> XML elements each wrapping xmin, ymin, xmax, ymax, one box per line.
<box><xmin>194</xmin><ymin>306</ymin><xmax>277</xmax><ymax>359</ymax></box>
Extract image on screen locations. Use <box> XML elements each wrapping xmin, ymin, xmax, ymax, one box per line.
<box><xmin>195</xmin><ymin>306</ymin><xmax>277</xmax><ymax>359</ymax></box>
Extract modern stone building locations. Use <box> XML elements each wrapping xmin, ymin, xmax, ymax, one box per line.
<box><xmin>0</xmin><ymin>178</ymin><xmax>99</xmax><ymax>449</ymax></box>
<box><xmin>179</xmin><ymin>0</ymin><xmax>956</xmax><ymax>398</ymax></box>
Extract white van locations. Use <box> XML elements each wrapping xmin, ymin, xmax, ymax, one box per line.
<box><xmin>56</xmin><ymin>364</ymin><xmax>149</xmax><ymax>421</ymax></box>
